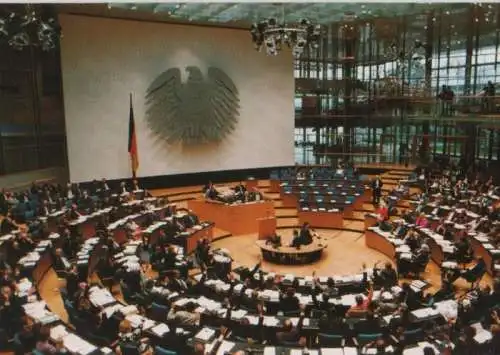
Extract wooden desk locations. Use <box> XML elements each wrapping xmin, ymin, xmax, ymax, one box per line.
<box><xmin>246</xmin><ymin>179</ymin><xmax>258</xmax><ymax>191</ymax></box>
<box><xmin>297</xmin><ymin>209</ymin><xmax>343</xmax><ymax>229</ymax></box>
<box><xmin>365</xmin><ymin>229</ymin><xmax>396</xmax><ymax>259</ymax></box>
<box><xmin>364</xmin><ymin>214</ymin><xmax>378</xmax><ymax>230</ymax></box>
<box><xmin>256</xmin><ymin>238</ymin><xmax>327</xmax><ymax>265</ymax></box>
<box><xmin>187</xmin><ymin>200</ymin><xmax>275</xmax><ymax>235</ymax></box>
<box><xmin>176</xmin><ymin>224</ymin><xmax>214</xmax><ymax>254</ymax></box>
<box><xmin>258</xmin><ymin>217</ymin><xmax>277</xmax><ymax>240</ymax></box>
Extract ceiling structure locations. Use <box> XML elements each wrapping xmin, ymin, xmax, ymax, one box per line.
<box><xmin>60</xmin><ymin>3</ymin><xmax>470</xmax><ymax>29</ymax></box>
<box><xmin>107</xmin><ymin>3</ymin><xmax>460</xmax><ymax>25</ymax></box>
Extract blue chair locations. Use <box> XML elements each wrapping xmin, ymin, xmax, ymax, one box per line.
<box><xmin>121</xmin><ymin>344</ymin><xmax>140</xmax><ymax>355</ymax></box>
<box><xmin>356</xmin><ymin>333</ymin><xmax>383</xmax><ymax>347</ymax></box>
<box><xmin>318</xmin><ymin>333</ymin><xmax>345</xmax><ymax>347</ymax></box>
<box><xmin>24</xmin><ymin>210</ymin><xmax>35</xmax><ymax>221</ymax></box>
<box><xmin>403</xmin><ymin>328</ymin><xmax>424</xmax><ymax>344</ymax></box>
<box><xmin>155</xmin><ymin>346</ymin><xmax>178</xmax><ymax>355</ymax></box>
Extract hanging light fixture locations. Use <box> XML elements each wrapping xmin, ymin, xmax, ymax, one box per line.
<box><xmin>250</xmin><ymin>5</ymin><xmax>322</xmax><ymax>57</ymax></box>
<box><xmin>0</xmin><ymin>4</ymin><xmax>61</xmax><ymax>51</ymax></box>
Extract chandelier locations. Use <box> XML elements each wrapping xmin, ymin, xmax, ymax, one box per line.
<box><xmin>0</xmin><ymin>4</ymin><xmax>61</xmax><ymax>51</ymax></box>
<box><xmin>250</xmin><ymin>7</ymin><xmax>321</xmax><ymax>57</ymax></box>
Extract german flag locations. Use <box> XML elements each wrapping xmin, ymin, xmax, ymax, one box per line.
<box><xmin>128</xmin><ymin>93</ymin><xmax>139</xmax><ymax>177</ymax></box>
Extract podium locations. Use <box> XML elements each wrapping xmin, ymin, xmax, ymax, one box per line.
<box><xmin>187</xmin><ymin>199</ymin><xmax>275</xmax><ymax>235</ymax></box>
<box><xmin>246</xmin><ymin>178</ymin><xmax>258</xmax><ymax>191</ymax></box>
<box><xmin>257</xmin><ymin>217</ymin><xmax>276</xmax><ymax>240</ymax></box>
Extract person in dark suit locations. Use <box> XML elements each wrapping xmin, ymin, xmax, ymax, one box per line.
<box><xmin>371</xmin><ymin>176</ymin><xmax>383</xmax><ymax>204</ymax></box>
<box><xmin>276</xmin><ymin>305</ymin><xmax>305</xmax><ymax>345</ymax></box>
<box><xmin>233</xmin><ymin>182</ymin><xmax>246</xmax><ymax>202</ymax></box>
<box><xmin>204</xmin><ymin>182</ymin><xmax>219</xmax><ymax>200</ymax></box>
<box><xmin>298</xmin><ymin>222</ymin><xmax>314</xmax><ymax>246</ymax></box>
<box><xmin>279</xmin><ymin>287</ymin><xmax>300</xmax><ymax>313</ymax></box>
<box><xmin>373</xmin><ymin>262</ymin><xmax>398</xmax><ymax>288</ymax></box>
<box><xmin>0</xmin><ymin>211</ymin><xmax>17</xmax><ymax>234</ymax></box>
<box><xmin>38</xmin><ymin>200</ymin><xmax>51</xmax><ymax>217</ymax></box>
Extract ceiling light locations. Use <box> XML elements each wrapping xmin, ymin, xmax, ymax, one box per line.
<box><xmin>250</xmin><ymin>10</ymin><xmax>321</xmax><ymax>58</ymax></box>
<box><xmin>0</xmin><ymin>4</ymin><xmax>61</xmax><ymax>51</ymax></box>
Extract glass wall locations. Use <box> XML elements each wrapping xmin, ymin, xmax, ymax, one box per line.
<box><xmin>0</xmin><ymin>42</ymin><xmax>67</xmax><ymax>175</ymax></box>
<box><xmin>294</xmin><ymin>4</ymin><xmax>500</xmax><ymax>167</ymax></box>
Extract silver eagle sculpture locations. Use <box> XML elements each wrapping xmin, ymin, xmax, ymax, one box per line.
<box><xmin>145</xmin><ymin>66</ymin><xmax>240</xmax><ymax>146</ymax></box>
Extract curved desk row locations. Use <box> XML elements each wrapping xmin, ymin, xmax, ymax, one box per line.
<box><xmin>256</xmin><ymin>239</ymin><xmax>327</xmax><ymax>265</ymax></box>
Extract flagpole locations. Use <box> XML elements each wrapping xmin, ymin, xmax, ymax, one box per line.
<box><xmin>131</xmin><ymin>93</ymin><xmax>134</xmax><ymax>179</ymax></box>
<box><xmin>129</xmin><ymin>93</ymin><xmax>137</xmax><ymax>179</ymax></box>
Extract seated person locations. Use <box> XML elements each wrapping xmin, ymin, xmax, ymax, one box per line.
<box><xmin>290</xmin><ymin>230</ymin><xmax>301</xmax><ymax>248</ymax></box>
<box><xmin>373</xmin><ymin>262</ymin><xmax>398</xmax><ymax>288</ymax></box>
<box><xmin>346</xmin><ymin>282</ymin><xmax>374</xmax><ymax>317</ymax></box>
<box><xmin>36</xmin><ymin>325</ymin><xmax>66</xmax><ymax>354</ymax></box>
<box><xmin>397</xmin><ymin>244</ymin><xmax>430</xmax><ymax>277</ymax></box>
<box><xmin>233</xmin><ymin>182</ymin><xmax>246</xmax><ymax>201</ymax></box>
<box><xmin>204</xmin><ymin>182</ymin><xmax>219</xmax><ymax>200</ymax></box>
<box><xmin>279</xmin><ymin>287</ymin><xmax>300</xmax><ymax>313</ymax></box>
<box><xmin>456</xmin><ymin>235</ymin><xmax>474</xmax><ymax>264</ymax></box>
<box><xmin>114</xmin><ymin>319</ymin><xmax>153</xmax><ymax>355</ymax></box>
<box><xmin>275</xmin><ymin>304</ymin><xmax>306</xmax><ymax>345</ymax></box>
<box><xmin>167</xmin><ymin>302</ymin><xmax>200</xmax><ymax>326</ymax></box>
<box><xmin>415</xmin><ymin>212</ymin><xmax>428</xmax><ymax>227</ymax></box>
<box><xmin>448</xmin><ymin>256</ymin><xmax>487</xmax><ymax>287</ymax></box>
<box><xmin>299</xmin><ymin>222</ymin><xmax>314</xmax><ymax>245</ymax></box>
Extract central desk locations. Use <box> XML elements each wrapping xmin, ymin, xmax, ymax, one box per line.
<box><xmin>187</xmin><ymin>199</ymin><xmax>275</xmax><ymax>235</ymax></box>
<box><xmin>256</xmin><ymin>239</ymin><xmax>327</xmax><ymax>265</ymax></box>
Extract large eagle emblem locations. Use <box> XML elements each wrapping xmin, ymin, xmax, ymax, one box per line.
<box><xmin>145</xmin><ymin>66</ymin><xmax>240</xmax><ymax>145</ymax></box>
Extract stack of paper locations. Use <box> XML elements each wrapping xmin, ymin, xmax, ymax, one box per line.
<box><xmin>150</xmin><ymin>323</ymin><xmax>170</xmax><ymax>336</ymax></box>
<box><xmin>63</xmin><ymin>333</ymin><xmax>97</xmax><ymax>355</ymax></box>
<box><xmin>195</xmin><ymin>327</ymin><xmax>215</xmax><ymax>342</ymax></box>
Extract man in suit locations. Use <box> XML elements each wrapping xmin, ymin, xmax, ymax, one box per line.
<box><xmin>372</xmin><ymin>176</ymin><xmax>383</xmax><ymax>204</ymax></box>
<box><xmin>298</xmin><ymin>222</ymin><xmax>314</xmax><ymax>246</ymax></box>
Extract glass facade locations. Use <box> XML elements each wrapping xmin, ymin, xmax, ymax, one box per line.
<box><xmin>294</xmin><ymin>4</ymin><xmax>500</xmax><ymax>168</ymax></box>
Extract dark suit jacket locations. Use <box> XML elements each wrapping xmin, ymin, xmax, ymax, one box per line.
<box><xmin>276</xmin><ymin>315</ymin><xmax>305</xmax><ymax>344</ymax></box>
<box><xmin>279</xmin><ymin>294</ymin><xmax>300</xmax><ymax>313</ymax></box>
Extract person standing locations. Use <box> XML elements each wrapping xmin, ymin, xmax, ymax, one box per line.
<box><xmin>371</xmin><ymin>176</ymin><xmax>383</xmax><ymax>205</ymax></box>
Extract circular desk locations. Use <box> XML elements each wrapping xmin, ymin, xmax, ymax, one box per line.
<box><xmin>256</xmin><ymin>238</ymin><xmax>327</xmax><ymax>265</ymax></box>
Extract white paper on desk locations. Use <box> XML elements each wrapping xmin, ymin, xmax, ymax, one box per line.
<box><xmin>102</xmin><ymin>304</ymin><xmax>123</xmax><ymax>318</ymax></box>
<box><xmin>343</xmin><ymin>347</ymin><xmax>359</xmax><ymax>355</ymax></box>
<box><xmin>411</xmin><ymin>307</ymin><xmax>439</xmax><ymax>319</ymax></box>
<box><xmin>120</xmin><ymin>305</ymin><xmax>138</xmax><ymax>316</ymax></box>
<box><xmin>63</xmin><ymin>333</ymin><xmax>97</xmax><ymax>355</ymax></box>
<box><xmin>290</xmin><ymin>317</ymin><xmax>310</xmax><ymax>327</ymax></box>
<box><xmin>263</xmin><ymin>316</ymin><xmax>279</xmax><ymax>327</ymax></box>
<box><xmin>151</xmin><ymin>323</ymin><xmax>170</xmax><ymax>336</ymax></box>
<box><xmin>174</xmin><ymin>298</ymin><xmax>191</xmax><ymax>307</ymax></box>
<box><xmin>101</xmin><ymin>347</ymin><xmax>113</xmax><ymax>354</ymax></box>
<box><xmin>230</xmin><ymin>309</ymin><xmax>247</xmax><ymax>320</ymax></box>
<box><xmin>263</xmin><ymin>347</ymin><xmax>276</xmax><ymax>355</ymax></box>
<box><xmin>399</xmin><ymin>253</ymin><xmax>413</xmax><ymax>260</ymax></box>
<box><xmin>195</xmin><ymin>327</ymin><xmax>215</xmax><ymax>342</ymax></box>
<box><xmin>362</xmin><ymin>348</ymin><xmax>377</xmax><ymax>355</ymax></box>
<box><xmin>215</xmin><ymin>340</ymin><xmax>235</xmax><ymax>355</ymax></box>
<box><xmin>50</xmin><ymin>324</ymin><xmax>68</xmax><ymax>340</ymax></box>
<box><xmin>319</xmin><ymin>348</ymin><xmax>343</xmax><ymax>355</ymax></box>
